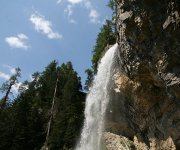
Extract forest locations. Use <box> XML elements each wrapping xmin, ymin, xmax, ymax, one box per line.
<box><xmin>0</xmin><ymin>1</ymin><xmax>117</xmax><ymax>149</ymax></box>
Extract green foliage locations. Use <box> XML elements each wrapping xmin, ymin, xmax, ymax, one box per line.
<box><xmin>108</xmin><ymin>0</ymin><xmax>117</xmax><ymax>34</ymax></box>
<box><xmin>84</xmin><ymin>68</ymin><xmax>94</xmax><ymax>91</ymax></box>
<box><xmin>0</xmin><ymin>61</ymin><xmax>85</xmax><ymax>150</ymax></box>
<box><xmin>92</xmin><ymin>20</ymin><xmax>116</xmax><ymax>73</ymax></box>
<box><xmin>0</xmin><ymin>67</ymin><xmax>21</xmax><ymax>109</ymax></box>
<box><xmin>0</xmin><ymin>67</ymin><xmax>21</xmax><ymax>94</ymax></box>
<box><xmin>108</xmin><ymin>0</ymin><xmax>116</xmax><ymax>11</ymax></box>
<box><xmin>84</xmin><ymin>14</ymin><xmax>117</xmax><ymax>90</ymax></box>
<box><xmin>49</xmin><ymin>62</ymin><xmax>85</xmax><ymax>150</ymax></box>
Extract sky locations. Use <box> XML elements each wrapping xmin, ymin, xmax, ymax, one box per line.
<box><xmin>0</xmin><ymin>0</ymin><xmax>112</xmax><ymax>97</ymax></box>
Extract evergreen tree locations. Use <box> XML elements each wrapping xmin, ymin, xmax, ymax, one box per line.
<box><xmin>0</xmin><ymin>68</ymin><xmax>21</xmax><ymax>109</ymax></box>
<box><xmin>108</xmin><ymin>0</ymin><xmax>117</xmax><ymax>32</ymax></box>
<box><xmin>0</xmin><ymin>61</ymin><xmax>85</xmax><ymax>150</ymax></box>
<box><xmin>92</xmin><ymin>20</ymin><xmax>116</xmax><ymax>73</ymax></box>
<box><xmin>84</xmin><ymin>69</ymin><xmax>94</xmax><ymax>91</ymax></box>
<box><xmin>49</xmin><ymin>62</ymin><xmax>85</xmax><ymax>150</ymax></box>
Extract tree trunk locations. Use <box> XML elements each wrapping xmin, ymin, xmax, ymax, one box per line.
<box><xmin>42</xmin><ymin>72</ymin><xmax>59</xmax><ymax>150</ymax></box>
<box><xmin>0</xmin><ymin>83</ymin><xmax>13</xmax><ymax>110</ymax></box>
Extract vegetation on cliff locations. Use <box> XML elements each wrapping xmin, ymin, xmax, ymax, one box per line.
<box><xmin>85</xmin><ymin>19</ymin><xmax>116</xmax><ymax>90</ymax></box>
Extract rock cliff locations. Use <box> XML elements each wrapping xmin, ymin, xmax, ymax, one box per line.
<box><xmin>105</xmin><ymin>0</ymin><xmax>180</xmax><ymax>149</ymax></box>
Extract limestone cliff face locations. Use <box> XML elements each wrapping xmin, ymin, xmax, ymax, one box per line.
<box><xmin>106</xmin><ymin>0</ymin><xmax>180</xmax><ymax>149</ymax></box>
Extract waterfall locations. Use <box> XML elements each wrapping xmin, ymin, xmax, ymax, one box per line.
<box><xmin>76</xmin><ymin>43</ymin><xmax>118</xmax><ymax>150</ymax></box>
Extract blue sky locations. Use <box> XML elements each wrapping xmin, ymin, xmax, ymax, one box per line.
<box><xmin>0</xmin><ymin>0</ymin><xmax>112</xmax><ymax>96</ymax></box>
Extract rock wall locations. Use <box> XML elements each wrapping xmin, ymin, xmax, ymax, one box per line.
<box><xmin>103</xmin><ymin>132</ymin><xmax>136</xmax><ymax>150</ymax></box>
<box><xmin>106</xmin><ymin>0</ymin><xmax>180</xmax><ymax>149</ymax></box>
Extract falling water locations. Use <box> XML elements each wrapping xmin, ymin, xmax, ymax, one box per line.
<box><xmin>76</xmin><ymin>43</ymin><xmax>118</xmax><ymax>150</ymax></box>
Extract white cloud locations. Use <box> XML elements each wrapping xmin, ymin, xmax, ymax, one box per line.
<box><xmin>67</xmin><ymin>0</ymin><xmax>83</xmax><ymax>4</ymax></box>
<box><xmin>30</xmin><ymin>13</ymin><xmax>63</xmax><ymax>39</ymax></box>
<box><xmin>57</xmin><ymin>0</ymin><xmax>83</xmax><ymax>5</ymax></box>
<box><xmin>12</xmin><ymin>82</ymin><xmax>28</xmax><ymax>93</ymax></box>
<box><xmin>0</xmin><ymin>65</ymin><xmax>17</xmax><ymax>81</ymax></box>
<box><xmin>0</xmin><ymin>65</ymin><xmax>24</xmax><ymax>94</ymax></box>
<box><xmin>83</xmin><ymin>0</ymin><xmax>100</xmax><ymax>24</ymax></box>
<box><xmin>59</xmin><ymin>0</ymin><xmax>100</xmax><ymax>24</ymax></box>
<box><xmin>12</xmin><ymin>82</ymin><xmax>21</xmax><ymax>93</ymax></box>
<box><xmin>29</xmin><ymin>75</ymin><xmax>34</xmax><ymax>82</ymax></box>
<box><xmin>17</xmin><ymin>33</ymin><xmax>28</xmax><ymax>40</ymax></box>
<box><xmin>64</xmin><ymin>5</ymin><xmax>78</xmax><ymax>24</ymax></box>
<box><xmin>57</xmin><ymin>0</ymin><xmax>63</xmax><ymax>4</ymax></box>
<box><xmin>84</xmin><ymin>0</ymin><xmax>92</xmax><ymax>9</ymax></box>
<box><xmin>64</xmin><ymin>5</ymin><xmax>73</xmax><ymax>17</ymax></box>
<box><xmin>0</xmin><ymin>72</ymin><xmax>10</xmax><ymax>80</ymax></box>
<box><xmin>69</xmin><ymin>19</ymin><xmax>77</xmax><ymax>24</ymax></box>
<box><xmin>89</xmin><ymin>9</ymin><xmax>100</xmax><ymax>23</ymax></box>
<box><xmin>3</xmin><ymin>65</ymin><xmax>16</xmax><ymax>74</ymax></box>
<box><xmin>5</xmin><ymin>34</ymin><xmax>29</xmax><ymax>50</ymax></box>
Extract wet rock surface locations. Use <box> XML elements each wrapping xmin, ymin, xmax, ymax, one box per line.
<box><xmin>106</xmin><ymin>0</ymin><xmax>180</xmax><ymax>149</ymax></box>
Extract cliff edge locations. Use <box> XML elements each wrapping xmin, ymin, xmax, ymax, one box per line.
<box><xmin>105</xmin><ymin>0</ymin><xmax>180</xmax><ymax>149</ymax></box>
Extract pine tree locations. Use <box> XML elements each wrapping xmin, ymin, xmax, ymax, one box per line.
<box><xmin>84</xmin><ymin>69</ymin><xmax>94</xmax><ymax>91</ymax></box>
<box><xmin>0</xmin><ymin>68</ymin><xmax>21</xmax><ymax>110</ymax></box>
<box><xmin>49</xmin><ymin>62</ymin><xmax>85</xmax><ymax>150</ymax></box>
<box><xmin>0</xmin><ymin>61</ymin><xmax>85</xmax><ymax>150</ymax></box>
<box><xmin>108</xmin><ymin>0</ymin><xmax>117</xmax><ymax>32</ymax></box>
<box><xmin>92</xmin><ymin>20</ymin><xmax>116</xmax><ymax>73</ymax></box>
